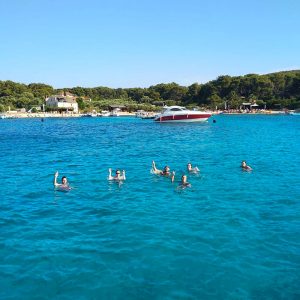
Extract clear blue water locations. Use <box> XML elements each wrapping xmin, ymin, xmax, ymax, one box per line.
<box><xmin>1</xmin><ymin>115</ymin><xmax>299</xmax><ymax>299</ymax></box>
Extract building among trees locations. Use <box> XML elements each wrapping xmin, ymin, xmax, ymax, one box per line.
<box><xmin>46</xmin><ymin>92</ymin><xmax>78</xmax><ymax>113</ymax></box>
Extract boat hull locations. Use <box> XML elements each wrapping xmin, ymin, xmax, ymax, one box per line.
<box><xmin>154</xmin><ymin>113</ymin><xmax>211</xmax><ymax>122</ymax></box>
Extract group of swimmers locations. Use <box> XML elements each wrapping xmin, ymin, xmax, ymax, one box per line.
<box><xmin>53</xmin><ymin>160</ymin><xmax>252</xmax><ymax>191</ymax></box>
<box><xmin>152</xmin><ymin>161</ymin><xmax>200</xmax><ymax>188</ymax></box>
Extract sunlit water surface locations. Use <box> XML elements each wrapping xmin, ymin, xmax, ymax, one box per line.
<box><xmin>1</xmin><ymin>115</ymin><xmax>299</xmax><ymax>299</ymax></box>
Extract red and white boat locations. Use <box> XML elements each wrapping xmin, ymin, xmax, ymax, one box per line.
<box><xmin>154</xmin><ymin>106</ymin><xmax>211</xmax><ymax>123</ymax></box>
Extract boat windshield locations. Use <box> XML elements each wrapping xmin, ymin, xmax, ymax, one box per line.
<box><xmin>161</xmin><ymin>106</ymin><xmax>188</xmax><ymax>113</ymax></box>
<box><xmin>170</xmin><ymin>107</ymin><xmax>184</xmax><ymax>111</ymax></box>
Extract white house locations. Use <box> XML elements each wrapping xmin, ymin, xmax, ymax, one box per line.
<box><xmin>46</xmin><ymin>93</ymin><xmax>78</xmax><ymax>113</ymax></box>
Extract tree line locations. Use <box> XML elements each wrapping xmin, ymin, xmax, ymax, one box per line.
<box><xmin>0</xmin><ymin>70</ymin><xmax>299</xmax><ymax>112</ymax></box>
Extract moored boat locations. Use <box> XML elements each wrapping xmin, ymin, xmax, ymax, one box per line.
<box><xmin>100</xmin><ymin>110</ymin><xmax>110</xmax><ymax>117</ymax></box>
<box><xmin>154</xmin><ymin>106</ymin><xmax>211</xmax><ymax>123</ymax></box>
<box><xmin>135</xmin><ymin>110</ymin><xmax>145</xmax><ymax>118</ymax></box>
<box><xmin>136</xmin><ymin>111</ymin><xmax>156</xmax><ymax>119</ymax></box>
<box><xmin>81</xmin><ymin>112</ymin><xmax>98</xmax><ymax>117</ymax></box>
<box><xmin>110</xmin><ymin>108</ymin><xmax>120</xmax><ymax>117</ymax></box>
<box><xmin>290</xmin><ymin>109</ymin><xmax>300</xmax><ymax>116</ymax></box>
<box><xmin>141</xmin><ymin>115</ymin><xmax>155</xmax><ymax>119</ymax></box>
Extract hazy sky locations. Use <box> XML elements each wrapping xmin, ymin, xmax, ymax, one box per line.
<box><xmin>0</xmin><ymin>0</ymin><xmax>299</xmax><ymax>88</ymax></box>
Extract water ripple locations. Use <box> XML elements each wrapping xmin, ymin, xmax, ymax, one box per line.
<box><xmin>0</xmin><ymin>116</ymin><xmax>299</xmax><ymax>299</ymax></box>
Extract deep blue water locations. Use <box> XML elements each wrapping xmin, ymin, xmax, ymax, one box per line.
<box><xmin>0</xmin><ymin>115</ymin><xmax>299</xmax><ymax>299</ymax></box>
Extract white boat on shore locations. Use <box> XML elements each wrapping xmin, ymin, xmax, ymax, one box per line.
<box><xmin>110</xmin><ymin>108</ymin><xmax>121</xmax><ymax>117</ymax></box>
<box><xmin>141</xmin><ymin>114</ymin><xmax>156</xmax><ymax>119</ymax></box>
<box><xmin>0</xmin><ymin>114</ymin><xmax>15</xmax><ymax>119</ymax></box>
<box><xmin>154</xmin><ymin>106</ymin><xmax>211</xmax><ymax>123</ymax></box>
<box><xmin>81</xmin><ymin>112</ymin><xmax>98</xmax><ymax>117</ymax></box>
<box><xmin>136</xmin><ymin>110</ymin><xmax>156</xmax><ymax>119</ymax></box>
<box><xmin>100</xmin><ymin>110</ymin><xmax>110</xmax><ymax>117</ymax></box>
<box><xmin>290</xmin><ymin>109</ymin><xmax>300</xmax><ymax>116</ymax></box>
<box><xmin>135</xmin><ymin>110</ymin><xmax>145</xmax><ymax>118</ymax></box>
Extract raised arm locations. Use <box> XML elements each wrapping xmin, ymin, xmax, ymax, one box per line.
<box><xmin>152</xmin><ymin>161</ymin><xmax>157</xmax><ymax>171</ymax></box>
<box><xmin>171</xmin><ymin>171</ymin><xmax>175</xmax><ymax>183</ymax></box>
<box><xmin>54</xmin><ymin>171</ymin><xmax>60</xmax><ymax>187</ymax></box>
<box><xmin>152</xmin><ymin>161</ymin><xmax>162</xmax><ymax>175</ymax></box>
<box><xmin>122</xmin><ymin>170</ymin><xmax>126</xmax><ymax>180</ymax></box>
<box><xmin>108</xmin><ymin>168</ymin><xmax>114</xmax><ymax>180</ymax></box>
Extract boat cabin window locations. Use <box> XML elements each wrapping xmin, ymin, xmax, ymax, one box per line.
<box><xmin>170</xmin><ymin>107</ymin><xmax>183</xmax><ymax>111</ymax></box>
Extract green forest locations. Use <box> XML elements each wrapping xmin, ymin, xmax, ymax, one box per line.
<box><xmin>0</xmin><ymin>70</ymin><xmax>299</xmax><ymax>112</ymax></box>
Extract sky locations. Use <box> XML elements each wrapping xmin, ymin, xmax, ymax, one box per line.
<box><xmin>0</xmin><ymin>0</ymin><xmax>299</xmax><ymax>88</ymax></box>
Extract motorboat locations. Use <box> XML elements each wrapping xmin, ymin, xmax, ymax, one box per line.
<box><xmin>290</xmin><ymin>109</ymin><xmax>300</xmax><ymax>116</ymax></box>
<box><xmin>81</xmin><ymin>110</ymin><xmax>98</xmax><ymax>117</ymax></box>
<box><xmin>110</xmin><ymin>108</ymin><xmax>121</xmax><ymax>117</ymax></box>
<box><xmin>136</xmin><ymin>110</ymin><xmax>156</xmax><ymax>119</ymax></box>
<box><xmin>154</xmin><ymin>106</ymin><xmax>211</xmax><ymax>122</ymax></box>
<box><xmin>100</xmin><ymin>110</ymin><xmax>110</xmax><ymax>117</ymax></box>
<box><xmin>135</xmin><ymin>110</ymin><xmax>145</xmax><ymax>118</ymax></box>
<box><xmin>141</xmin><ymin>114</ymin><xmax>155</xmax><ymax>120</ymax></box>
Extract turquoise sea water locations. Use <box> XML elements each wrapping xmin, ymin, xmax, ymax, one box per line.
<box><xmin>0</xmin><ymin>115</ymin><xmax>299</xmax><ymax>299</ymax></box>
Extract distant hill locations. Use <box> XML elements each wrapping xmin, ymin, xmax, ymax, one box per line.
<box><xmin>1</xmin><ymin>70</ymin><xmax>299</xmax><ymax>112</ymax></box>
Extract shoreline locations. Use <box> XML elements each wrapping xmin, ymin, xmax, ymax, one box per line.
<box><xmin>0</xmin><ymin>110</ymin><xmax>291</xmax><ymax>119</ymax></box>
<box><xmin>0</xmin><ymin>111</ymin><xmax>136</xmax><ymax>119</ymax></box>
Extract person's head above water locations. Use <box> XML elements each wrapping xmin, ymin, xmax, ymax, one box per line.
<box><xmin>61</xmin><ymin>176</ymin><xmax>68</xmax><ymax>185</ymax></box>
<box><xmin>179</xmin><ymin>174</ymin><xmax>191</xmax><ymax>188</ymax></box>
<box><xmin>181</xmin><ymin>174</ymin><xmax>188</xmax><ymax>183</ymax></box>
<box><xmin>187</xmin><ymin>163</ymin><xmax>192</xmax><ymax>170</ymax></box>
<box><xmin>108</xmin><ymin>168</ymin><xmax>126</xmax><ymax>181</ymax></box>
<box><xmin>54</xmin><ymin>171</ymin><xmax>70</xmax><ymax>188</ymax></box>
<box><xmin>241</xmin><ymin>161</ymin><xmax>252</xmax><ymax>170</ymax></box>
<box><xmin>163</xmin><ymin>166</ymin><xmax>170</xmax><ymax>174</ymax></box>
<box><xmin>115</xmin><ymin>170</ymin><xmax>121</xmax><ymax>177</ymax></box>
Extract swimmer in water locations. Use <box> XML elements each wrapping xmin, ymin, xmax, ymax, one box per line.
<box><xmin>187</xmin><ymin>163</ymin><xmax>200</xmax><ymax>173</ymax></box>
<box><xmin>171</xmin><ymin>171</ymin><xmax>191</xmax><ymax>189</ymax></box>
<box><xmin>108</xmin><ymin>168</ymin><xmax>126</xmax><ymax>180</ymax></box>
<box><xmin>241</xmin><ymin>161</ymin><xmax>252</xmax><ymax>171</ymax></box>
<box><xmin>53</xmin><ymin>171</ymin><xmax>71</xmax><ymax>189</ymax></box>
<box><xmin>152</xmin><ymin>161</ymin><xmax>172</xmax><ymax>177</ymax></box>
